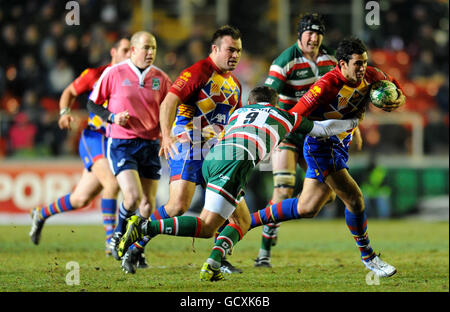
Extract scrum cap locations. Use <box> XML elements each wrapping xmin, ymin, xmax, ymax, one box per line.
<box><xmin>297</xmin><ymin>13</ymin><xmax>325</xmax><ymax>38</ymax></box>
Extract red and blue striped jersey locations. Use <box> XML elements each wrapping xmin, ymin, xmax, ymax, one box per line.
<box><xmin>290</xmin><ymin>65</ymin><xmax>403</xmax><ymax>148</ymax></box>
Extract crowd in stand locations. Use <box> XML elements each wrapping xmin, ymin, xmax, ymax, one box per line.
<box><xmin>0</xmin><ymin>0</ymin><xmax>448</xmax><ymax>158</ymax></box>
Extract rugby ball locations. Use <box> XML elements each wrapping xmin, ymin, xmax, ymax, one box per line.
<box><xmin>370</xmin><ymin>80</ymin><xmax>399</xmax><ymax>109</ymax></box>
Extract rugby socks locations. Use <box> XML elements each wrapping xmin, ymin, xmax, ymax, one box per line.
<box><xmin>250</xmin><ymin>198</ymin><xmax>300</xmax><ymax>229</ymax></box>
<box><xmin>344</xmin><ymin>208</ymin><xmax>376</xmax><ymax>262</ymax></box>
<box><xmin>131</xmin><ymin>205</ymin><xmax>170</xmax><ymax>251</ymax></box>
<box><xmin>214</xmin><ymin>220</ymin><xmax>229</xmax><ymax>243</ymax></box>
<box><xmin>258</xmin><ymin>223</ymin><xmax>280</xmax><ymax>259</ymax></box>
<box><xmin>207</xmin><ymin>224</ymin><xmax>243</xmax><ymax>269</ymax></box>
<box><xmin>101</xmin><ymin>199</ymin><xmax>117</xmax><ymax>245</ymax></box>
<box><xmin>115</xmin><ymin>202</ymin><xmax>134</xmax><ymax>234</ymax></box>
<box><xmin>258</xmin><ymin>200</ymin><xmax>277</xmax><ymax>257</ymax></box>
<box><xmin>143</xmin><ymin>216</ymin><xmax>202</xmax><ymax>238</ymax></box>
<box><xmin>37</xmin><ymin>194</ymin><xmax>75</xmax><ymax>220</ymax></box>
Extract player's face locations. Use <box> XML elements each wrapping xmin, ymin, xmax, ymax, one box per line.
<box><xmin>113</xmin><ymin>39</ymin><xmax>131</xmax><ymax>64</ymax></box>
<box><xmin>299</xmin><ymin>31</ymin><xmax>323</xmax><ymax>55</ymax></box>
<box><xmin>212</xmin><ymin>36</ymin><xmax>242</xmax><ymax>72</ymax></box>
<box><xmin>132</xmin><ymin>34</ymin><xmax>157</xmax><ymax>69</ymax></box>
<box><xmin>340</xmin><ymin>52</ymin><xmax>368</xmax><ymax>84</ymax></box>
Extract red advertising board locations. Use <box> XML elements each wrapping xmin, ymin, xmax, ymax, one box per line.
<box><xmin>0</xmin><ymin>160</ymin><xmax>100</xmax><ymax>220</ymax></box>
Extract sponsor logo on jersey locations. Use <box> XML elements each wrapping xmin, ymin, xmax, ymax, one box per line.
<box><xmin>265</xmin><ymin>78</ymin><xmax>274</xmax><ymax>85</ymax></box>
<box><xmin>310</xmin><ymin>85</ymin><xmax>322</xmax><ymax>97</ymax></box>
<box><xmin>296</xmin><ymin>69</ymin><xmax>310</xmax><ymax>78</ymax></box>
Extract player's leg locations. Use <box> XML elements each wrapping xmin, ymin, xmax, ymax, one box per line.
<box><xmin>164</xmin><ymin>179</ymin><xmax>198</xmax><ymax>216</ymax></box>
<box><xmin>106</xmin><ymin>138</ymin><xmax>144</xmax><ymax>259</ymax></box>
<box><xmin>29</xmin><ymin>168</ymin><xmax>103</xmax><ymax>245</ymax></box>
<box><xmin>255</xmin><ymin>145</ymin><xmax>297</xmax><ymax>267</ymax></box>
<box><xmin>200</xmin><ymin>193</ymin><xmax>250</xmax><ymax>281</ymax></box>
<box><xmin>90</xmin><ymin>158</ymin><xmax>120</xmax><ymax>255</ymax></box>
<box><xmin>30</xmin><ymin>129</ymin><xmax>104</xmax><ymax>245</ymax></box>
<box><xmin>129</xmin><ymin>179</ymin><xmax>197</xmax><ymax>253</ymax></box>
<box><xmin>326</xmin><ymin>169</ymin><xmax>396</xmax><ymax>277</ymax></box>
<box><xmin>249</xmin><ymin>177</ymin><xmax>331</xmax><ymax>230</ymax></box>
<box><xmin>120</xmin><ymin>177</ymin><xmax>159</xmax><ymax>273</ymax></box>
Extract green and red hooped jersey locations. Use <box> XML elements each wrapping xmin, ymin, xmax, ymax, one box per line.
<box><xmin>214</xmin><ymin>103</ymin><xmax>313</xmax><ymax>163</ymax></box>
<box><xmin>264</xmin><ymin>43</ymin><xmax>336</xmax><ymax>110</ymax></box>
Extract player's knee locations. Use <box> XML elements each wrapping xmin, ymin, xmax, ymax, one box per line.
<box><xmin>165</xmin><ymin>202</ymin><xmax>189</xmax><ymax>216</ymax></box>
<box><xmin>123</xmin><ymin>192</ymin><xmax>141</xmax><ymax>210</ymax></box>
<box><xmin>299</xmin><ymin>206</ymin><xmax>321</xmax><ymax>218</ymax></box>
<box><xmin>345</xmin><ymin>191</ymin><xmax>365</xmax><ymax>214</ymax></box>
<box><xmin>325</xmin><ymin>192</ymin><xmax>337</xmax><ymax>205</ymax></box>
<box><xmin>102</xmin><ymin>180</ymin><xmax>120</xmax><ymax>198</ymax></box>
<box><xmin>274</xmin><ymin>187</ymin><xmax>295</xmax><ymax>201</ymax></box>
<box><xmin>297</xmin><ymin>200</ymin><xmax>321</xmax><ymax>218</ymax></box>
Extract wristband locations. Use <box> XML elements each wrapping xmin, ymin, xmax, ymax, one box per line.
<box><xmin>59</xmin><ymin>108</ymin><xmax>71</xmax><ymax>116</ymax></box>
<box><xmin>108</xmin><ymin>113</ymin><xmax>115</xmax><ymax>124</ymax></box>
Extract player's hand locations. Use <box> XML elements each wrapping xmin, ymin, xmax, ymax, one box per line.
<box><xmin>382</xmin><ymin>89</ymin><xmax>406</xmax><ymax>112</ymax></box>
<box><xmin>58</xmin><ymin>114</ymin><xmax>74</xmax><ymax>130</ymax></box>
<box><xmin>114</xmin><ymin>110</ymin><xmax>130</xmax><ymax>126</ymax></box>
<box><xmin>159</xmin><ymin>135</ymin><xmax>179</xmax><ymax>160</ymax></box>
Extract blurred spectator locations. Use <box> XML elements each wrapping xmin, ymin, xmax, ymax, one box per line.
<box><xmin>47</xmin><ymin>58</ymin><xmax>74</xmax><ymax>96</ymax></box>
<box><xmin>18</xmin><ymin>54</ymin><xmax>43</xmax><ymax>94</ymax></box>
<box><xmin>409</xmin><ymin>50</ymin><xmax>440</xmax><ymax>79</ymax></box>
<box><xmin>8</xmin><ymin>112</ymin><xmax>37</xmax><ymax>152</ymax></box>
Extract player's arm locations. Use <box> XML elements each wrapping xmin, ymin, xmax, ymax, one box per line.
<box><xmin>304</xmin><ymin>118</ymin><xmax>359</xmax><ymax>138</ymax></box>
<box><xmin>58</xmin><ymin>83</ymin><xmax>78</xmax><ymax>130</ymax></box>
<box><xmin>159</xmin><ymin>91</ymin><xmax>180</xmax><ymax>159</ymax></box>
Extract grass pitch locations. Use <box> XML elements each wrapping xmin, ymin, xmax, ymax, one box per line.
<box><xmin>0</xmin><ymin>219</ymin><xmax>448</xmax><ymax>293</ymax></box>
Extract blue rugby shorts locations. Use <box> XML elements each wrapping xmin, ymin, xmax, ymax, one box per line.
<box><xmin>303</xmin><ymin>135</ymin><xmax>350</xmax><ymax>183</ymax></box>
<box><xmin>107</xmin><ymin>137</ymin><xmax>161</xmax><ymax>180</ymax></box>
<box><xmin>78</xmin><ymin>128</ymin><xmax>107</xmax><ymax>171</ymax></box>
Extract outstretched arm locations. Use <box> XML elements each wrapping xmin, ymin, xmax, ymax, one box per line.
<box><xmin>308</xmin><ymin>118</ymin><xmax>359</xmax><ymax>138</ymax></box>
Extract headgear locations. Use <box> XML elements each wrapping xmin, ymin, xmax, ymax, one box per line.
<box><xmin>297</xmin><ymin>13</ymin><xmax>326</xmax><ymax>39</ymax></box>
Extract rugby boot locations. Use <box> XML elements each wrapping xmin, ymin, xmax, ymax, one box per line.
<box><xmin>29</xmin><ymin>207</ymin><xmax>46</xmax><ymax>245</ymax></box>
<box><xmin>200</xmin><ymin>263</ymin><xmax>225</xmax><ymax>282</ymax></box>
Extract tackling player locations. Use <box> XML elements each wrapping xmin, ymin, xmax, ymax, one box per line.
<box><xmin>116</xmin><ymin>86</ymin><xmax>360</xmax><ymax>281</ymax></box>
<box><xmin>29</xmin><ymin>38</ymin><xmax>130</xmax><ymax>256</ymax></box>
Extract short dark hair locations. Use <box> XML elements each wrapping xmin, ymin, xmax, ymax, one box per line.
<box><xmin>211</xmin><ymin>25</ymin><xmax>241</xmax><ymax>46</ymax></box>
<box><xmin>248</xmin><ymin>86</ymin><xmax>278</xmax><ymax>105</ymax></box>
<box><xmin>112</xmin><ymin>37</ymin><xmax>129</xmax><ymax>49</ymax></box>
<box><xmin>335</xmin><ymin>37</ymin><xmax>368</xmax><ymax>64</ymax></box>
<box><xmin>297</xmin><ymin>13</ymin><xmax>326</xmax><ymax>38</ymax></box>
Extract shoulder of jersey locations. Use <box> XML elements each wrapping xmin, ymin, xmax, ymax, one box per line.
<box><xmin>273</xmin><ymin>43</ymin><xmax>300</xmax><ymax>64</ymax></box>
